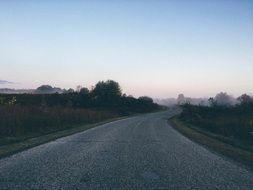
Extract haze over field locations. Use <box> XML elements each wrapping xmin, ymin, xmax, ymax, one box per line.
<box><xmin>0</xmin><ymin>0</ymin><xmax>253</xmax><ymax>98</ymax></box>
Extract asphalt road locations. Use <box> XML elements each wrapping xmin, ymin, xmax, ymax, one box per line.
<box><xmin>0</xmin><ymin>110</ymin><xmax>253</xmax><ymax>190</ymax></box>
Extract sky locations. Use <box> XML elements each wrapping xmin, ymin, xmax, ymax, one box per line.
<box><xmin>0</xmin><ymin>0</ymin><xmax>253</xmax><ymax>98</ymax></box>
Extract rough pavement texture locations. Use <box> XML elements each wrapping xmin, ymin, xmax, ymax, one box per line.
<box><xmin>0</xmin><ymin>110</ymin><xmax>253</xmax><ymax>190</ymax></box>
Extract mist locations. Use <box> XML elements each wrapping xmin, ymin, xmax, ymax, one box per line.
<box><xmin>154</xmin><ymin>92</ymin><xmax>252</xmax><ymax>107</ymax></box>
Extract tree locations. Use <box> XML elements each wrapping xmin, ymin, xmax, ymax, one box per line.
<box><xmin>65</xmin><ymin>88</ymin><xmax>75</xmax><ymax>94</ymax></box>
<box><xmin>138</xmin><ymin>96</ymin><xmax>153</xmax><ymax>104</ymax></box>
<box><xmin>76</xmin><ymin>85</ymin><xmax>82</xmax><ymax>92</ymax></box>
<box><xmin>79</xmin><ymin>87</ymin><xmax>89</xmax><ymax>95</ymax></box>
<box><xmin>35</xmin><ymin>85</ymin><xmax>54</xmax><ymax>94</ymax></box>
<box><xmin>214</xmin><ymin>92</ymin><xmax>234</xmax><ymax>107</ymax></box>
<box><xmin>92</xmin><ymin>80</ymin><xmax>121</xmax><ymax>98</ymax></box>
<box><xmin>177</xmin><ymin>94</ymin><xmax>185</xmax><ymax>105</ymax></box>
<box><xmin>91</xmin><ymin>80</ymin><xmax>122</xmax><ymax>106</ymax></box>
<box><xmin>35</xmin><ymin>85</ymin><xmax>63</xmax><ymax>94</ymax></box>
<box><xmin>237</xmin><ymin>94</ymin><xmax>252</xmax><ymax>105</ymax></box>
<box><xmin>208</xmin><ymin>97</ymin><xmax>216</xmax><ymax>107</ymax></box>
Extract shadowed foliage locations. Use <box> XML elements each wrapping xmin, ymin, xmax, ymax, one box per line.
<box><xmin>179</xmin><ymin>96</ymin><xmax>253</xmax><ymax>146</ymax></box>
<box><xmin>0</xmin><ymin>80</ymin><xmax>161</xmax><ymax>139</ymax></box>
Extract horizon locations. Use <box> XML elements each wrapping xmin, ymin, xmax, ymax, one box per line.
<box><xmin>0</xmin><ymin>81</ymin><xmax>251</xmax><ymax>100</ymax></box>
<box><xmin>1</xmin><ymin>0</ymin><xmax>253</xmax><ymax>98</ymax></box>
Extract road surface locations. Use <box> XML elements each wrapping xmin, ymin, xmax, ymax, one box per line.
<box><xmin>0</xmin><ymin>110</ymin><xmax>253</xmax><ymax>190</ymax></box>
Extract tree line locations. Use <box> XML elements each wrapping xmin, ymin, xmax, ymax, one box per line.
<box><xmin>0</xmin><ymin>80</ymin><xmax>159</xmax><ymax>113</ymax></box>
<box><xmin>0</xmin><ymin>80</ymin><xmax>161</xmax><ymax>139</ymax></box>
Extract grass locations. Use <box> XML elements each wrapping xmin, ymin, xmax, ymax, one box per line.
<box><xmin>170</xmin><ymin>117</ymin><xmax>253</xmax><ymax>170</ymax></box>
<box><xmin>0</xmin><ymin>116</ymin><xmax>126</xmax><ymax>159</ymax></box>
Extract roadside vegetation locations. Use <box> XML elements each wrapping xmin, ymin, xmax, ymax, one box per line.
<box><xmin>179</xmin><ymin>94</ymin><xmax>253</xmax><ymax>147</ymax></box>
<box><xmin>171</xmin><ymin>93</ymin><xmax>253</xmax><ymax>168</ymax></box>
<box><xmin>0</xmin><ymin>80</ymin><xmax>162</xmax><ymax>147</ymax></box>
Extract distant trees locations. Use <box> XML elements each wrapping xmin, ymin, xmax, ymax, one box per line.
<box><xmin>214</xmin><ymin>92</ymin><xmax>235</xmax><ymax>106</ymax></box>
<box><xmin>35</xmin><ymin>85</ymin><xmax>63</xmax><ymax>94</ymax></box>
<box><xmin>65</xmin><ymin>88</ymin><xmax>75</xmax><ymax>94</ymax></box>
<box><xmin>207</xmin><ymin>92</ymin><xmax>252</xmax><ymax>107</ymax></box>
<box><xmin>35</xmin><ymin>85</ymin><xmax>54</xmax><ymax>93</ymax></box>
<box><xmin>237</xmin><ymin>94</ymin><xmax>252</xmax><ymax>105</ymax></box>
<box><xmin>0</xmin><ymin>80</ymin><xmax>160</xmax><ymax>111</ymax></box>
<box><xmin>208</xmin><ymin>97</ymin><xmax>216</xmax><ymax>107</ymax></box>
<box><xmin>177</xmin><ymin>94</ymin><xmax>185</xmax><ymax>105</ymax></box>
<box><xmin>138</xmin><ymin>96</ymin><xmax>154</xmax><ymax>104</ymax></box>
<box><xmin>175</xmin><ymin>92</ymin><xmax>252</xmax><ymax>107</ymax></box>
<box><xmin>207</xmin><ymin>92</ymin><xmax>235</xmax><ymax>107</ymax></box>
<box><xmin>79</xmin><ymin>87</ymin><xmax>89</xmax><ymax>95</ymax></box>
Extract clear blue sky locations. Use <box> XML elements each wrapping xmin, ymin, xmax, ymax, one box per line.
<box><xmin>0</xmin><ymin>0</ymin><xmax>252</xmax><ymax>98</ymax></box>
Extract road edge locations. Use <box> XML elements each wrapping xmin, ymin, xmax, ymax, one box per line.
<box><xmin>0</xmin><ymin>110</ymin><xmax>167</xmax><ymax>160</ymax></box>
<box><xmin>169</xmin><ymin>116</ymin><xmax>253</xmax><ymax>170</ymax></box>
<box><xmin>0</xmin><ymin>116</ymin><xmax>128</xmax><ymax>159</ymax></box>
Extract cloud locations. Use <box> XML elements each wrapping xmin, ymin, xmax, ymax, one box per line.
<box><xmin>0</xmin><ymin>80</ymin><xmax>14</xmax><ymax>84</ymax></box>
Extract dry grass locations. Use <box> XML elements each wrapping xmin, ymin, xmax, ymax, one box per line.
<box><xmin>170</xmin><ymin>117</ymin><xmax>253</xmax><ymax>170</ymax></box>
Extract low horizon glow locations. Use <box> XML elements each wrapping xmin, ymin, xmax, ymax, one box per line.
<box><xmin>1</xmin><ymin>0</ymin><xmax>253</xmax><ymax>98</ymax></box>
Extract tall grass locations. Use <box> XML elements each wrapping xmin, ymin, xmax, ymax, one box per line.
<box><xmin>180</xmin><ymin>104</ymin><xmax>253</xmax><ymax>143</ymax></box>
<box><xmin>0</xmin><ymin>105</ymin><xmax>119</xmax><ymax>137</ymax></box>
